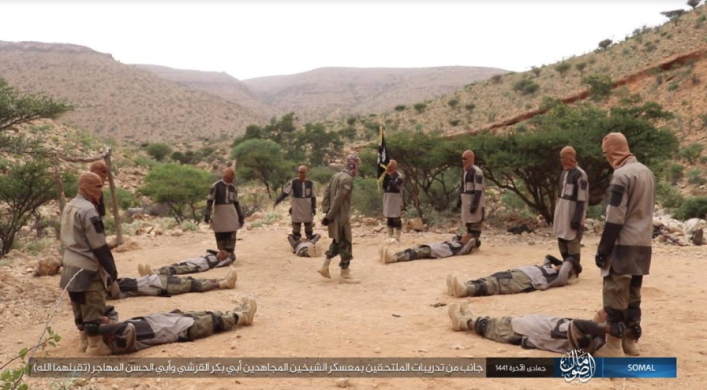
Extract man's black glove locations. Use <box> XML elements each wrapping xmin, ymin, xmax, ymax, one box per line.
<box><xmin>204</xmin><ymin>214</ymin><xmax>210</xmax><ymax>224</ymax></box>
<box><xmin>571</xmin><ymin>220</ymin><xmax>581</xmax><ymax>230</ymax></box>
<box><xmin>312</xmin><ymin>209</ymin><xmax>316</xmax><ymax>216</ymax></box>
<box><xmin>93</xmin><ymin>246</ymin><xmax>118</xmax><ymax>282</ymax></box>
<box><xmin>239</xmin><ymin>217</ymin><xmax>245</xmax><ymax>226</ymax></box>
<box><xmin>321</xmin><ymin>217</ymin><xmax>330</xmax><ymax>226</ymax></box>
<box><xmin>595</xmin><ymin>253</ymin><xmax>606</xmax><ymax>268</ymax></box>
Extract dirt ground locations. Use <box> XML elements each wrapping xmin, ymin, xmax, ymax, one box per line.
<box><xmin>1</xmin><ymin>224</ymin><xmax>705</xmax><ymax>390</ymax></box>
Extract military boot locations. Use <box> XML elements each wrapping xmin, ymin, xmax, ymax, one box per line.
<box><xmin>219</xmin><ymin>267</ymin><xmax>238</xmax><ymax>289</ymax></box>
<box><xmin>77</xmin><ymin>331</ymin><xmax>88</xmax><ymax>353</ymax></box>
<box><xmin>339</xmin><ymin>268</ymin><xmax>361</xmax><ymax>284</ymax></box>
<box><xmin>595</xmin><ymin>335</ymin><xmax>625</xmax><ymax>357</ymax></box>
<box><xmin>446</xmin><ymin>274</ymin><xmax>469</xmax><ymax>298</ymax></box>
<box><xmin>382</xmin><ymin>246</ymin><xmax>397</xmax><ymax>264</ymax></box>
<box><xmin>234</xmin><ymin>296</ymin><xmax>258</xmax><ymax>326</ymax></box>
<box><xmin>85</xmin><ymin>335</ymin><xmax>112</xmax><ymax>356</ymax></box>
<box><xmin>622</xmin><ymin>337</ymin><xmax>641</xmax><ymax>356</ymax></box>
<box><xmin>448</xmin><ymin>303</ymin><xmax>474</xmax><ymax>331</ymax></box>
<box><xmin>318</xmin><ymin>258</ymin><xmax>332</xmax><ymax>279</ymax></box>
<box><xmin>137</xmin><ymin>264</ymin><xmax>147</xmax><ymax>276</ymax></box>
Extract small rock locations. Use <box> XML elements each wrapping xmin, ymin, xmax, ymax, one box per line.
<box><xmin>231</xmin><ymin>344</ymin><xmax>237</xmax><ymax>350</ymax></box>
<box><xmin>336</xmin><ymin>378</ymin><xmax>350</xmax><ymax>388</ymax></box>
<box><xmin>111</xmin><ymin>384</ymin><xmax>120</xmax><ymax>390</ymax></box>
<box><xmin>527</xmin><ymin>241</ymin><xmax>535</xmax><ymax>246</ymax></box>
<box><xmin>114</xmin><ymin>238</ymin><xmax>140</xmax><ymax>253</ymax></box>
<box><xmin>34</xmin><ymin>256</ymin><xmax>62</xmax><ymax>277</ymax></box>
<box><xmin>74</xmin><ymin>378</ymin><xmax>88</xmax><ymax>387</ymax></box>
<box><xmin>374</xmin><ymin>347</ymin><xmax>381</xmax><ymax>354</ymax></box>
<box><xmin>373</xmin><ymin>225</ymin><xmax>385</xmax><ymax>233</ymax></box>
<box><xmin>417</xmin><ymin>348</ymin><xmax>428</xmax><ymax>353</ymax></box>
<box><xmin>452</xmin><ymin>344</ymin><xmax>466</xmax><ymax>350</ymax></box>
<box><xmin>171</xmin><ymin>229</ymin><xmax>183</xmax><ymax>237</ymax></box>
<box><xmin>405</xmin><ymin>218</ymin><xmax>424</xmax><ymax>232</ymax></box>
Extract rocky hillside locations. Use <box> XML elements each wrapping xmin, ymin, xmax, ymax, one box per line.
<box><xmin>330</xmin><ymin>5</ymin><xmax>707</xmax><ymax>143</ymax></box>
<box><xmin>241</xmin><ymin>66</ymin><xmax>506</xmax><ymax>121</ymax></box>
<box><xmin>0</xmin><ymin>41</ymin><xmax>263</xmax><ymax>144</ymax></box>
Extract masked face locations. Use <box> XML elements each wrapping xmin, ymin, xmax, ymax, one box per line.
<box><xmin>462</xmin><ymin>150</ymin><xmax>474</xmax><ymax>170</ymax></box>
<box><xmin>78</xmin><ymin>172</ymin><xmax>104</xmax><ymax>205</ymax></box>
<box><xmin>387</xmin><ymin>160</ymin><xmax>398</xmax><ymax>175</ymax></box>
<box><xmin>90</xmin><ymin>161</ymin><xmax>109</xmax><ymax>184</ymax></box>
<box><xmin>560</xmin><ymin>146</ymin><xmax>577</xmax><ymax>170</ymax></box>
<box><xmin>298</xmin><ymin>166</ymin><xmax>307</xmax><ymax>181</ymax></box>
<box><xmin>602</xmin><ymin>133</ymin><xmax>633</xmax><ymax>169</ymax></box>
<box><xmin>223</xmin><ymin>168</ymin><xmax>235</xmax><ymax>184</ymax></box>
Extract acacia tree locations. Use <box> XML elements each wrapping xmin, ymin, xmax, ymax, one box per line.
<box><xmin>467</xmin><ymin>100</ymin><xmax>677</xmax><ymax>222</ymax></box>
<box><xmin>140</xmin><ymin>164</ymin><xmax>212</xmax><ymax>223</ymax></box>
<box><xmin>0</xmin><ymin>160</ymin><xmax>56</xmax><ymax>255</ymax></box>
<box><xmin>232</xmin><ymin>139</ymin><xmax>295</xmax><ymax>198</ymax></box>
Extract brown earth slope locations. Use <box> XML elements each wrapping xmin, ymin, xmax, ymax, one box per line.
<box><xmin>0</xmin><ymin>41</ymin><xmax>264</xmax><ymax>144</ymax></box>
<box><xmin>241</xmin><ymin>66</ymin><xmax>507</xmax><ymax>121</ymax></box>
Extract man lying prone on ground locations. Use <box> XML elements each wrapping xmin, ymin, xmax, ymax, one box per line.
<box><xmin>288</xmin><ymin>233</ymin><xmax>321</xmax><ymax>257</ymax></box>
<box><xmin>108</xmin><ymin>267</ymin><xmax>237</xmax><ymax>299</ymax></box>
<box><xmin>137</xmin><ymin>249</ymin><xmax>235</xmax><ymax>276</ymax></box>
<box><xmin>84</xmin><ymin>297</ymin><xmax>257</xmax><ymax>355</ymax></box>
<box><xmin>379</xmin><ymin>234</ymin><xmax>477</xmax><ymax>264</ymax></box>
<box><xmin>446</xmin><ymin>254</ymin><xmax>580</xmax><ymax>297</ymax></box>
<box><xmin>448</xmin><ymin>304</ymin><xmax>623</xmax><ymax>355</ymax></box>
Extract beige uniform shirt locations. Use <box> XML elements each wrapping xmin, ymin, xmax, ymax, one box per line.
<box><xmin>322</xmin><ymin>172</ymin><xmax>354</xmax><ymax>242</ymax></box>
<box><xmin>599</xmin><ymin>157</ymin><xmax>655</xmax><ymax>276</ymax></box>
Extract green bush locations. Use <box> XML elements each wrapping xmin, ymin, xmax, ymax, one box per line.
<box><xmin>395</xmin><ymin>105</ymin><xmax>406</xmax><ymax>111</ymax></box>
<box><xmin>674</xmin><ymin>196</ymin><xmax>707</xmax><ymax>220</ymax></box>
<box><xmin>180</xmin><ymin>220</ymin><xmax>198</xmax><ymax>231</ymax></box>
<box><xmin>687</xmin><ymin>168</ymin><xmax>706</xmax><ymax>185</ymax></box>
<box><xmin>351</xmin><ymin>177</ymin><xmax>383</xmax><ymax>217</ymax></box>
<box><xmin>104</xmin><ymin>188</ymin><xmax>139</xmax><ymax>211</ymax></box>
<box><xmin>413</xmin><ymin>103</ymin><xmax>427</xmax><ymax>113</ymax></box>
<box><xmin>309</xmin><ymin>166</ymin><xmax>336</xmax><ymax>185</ymax></box>
<box><xmin>575</xmin><ymin>63</ymin><xmax>587</xmax><ymax>74</ymax></box>
<box><xmin>587</xmin><ymin>204</ymin><xmax>604</xmax><ymax>219</ymax></box>
<box><xmin>678</xmin><ymin>144</ymin><xmax>703</xmax><ymax>163</ymax></box>
<box><xmin>665</xmin><ymin>163</ymin><xmax>685</xmax><ymax>185</ymax></box>
<box><xmin>145</xmin><ymin>143</ymin><xmax>172</xmax><ymax>161</ymax></box>
<box><xmin>465</xmin><ymin>103</ymin><xmax>476</xmax><ymax>112</ymax></box>
<box><xmin>133</xmin><ymin>155</ymin><xmax>158</xmax><ymax>168</ymax></box>
<box><xmin>531</xmin><ymin>66</ymin><xmax>541</xmax><ymax>77</ymax></box>
<box><xmin>346</xmin><ymin>117</ymin><xmax>357</xmax><ymax>126</ymax></box>
<box><xmin>62</xmin><ymin>171</ymin><xmax>79</xmax><ymax>198</ymax></box>
<box><xmin>232</xmin><ymin>139</ymin><xmax>295</xmax><ymax>197</ymax></box>
<box><xmin>140</xmin><ymin>163</ymin><xmax>212</xmax><ymax>223</ymax></box>
<box><xmin>555</xmin><ymin>62</ymin><xmax>571</xmax><ymax>76</ymax></box>
<box><xmin>263</xmin><ymin>212</ymin><xmax>281</xmax><ymax>225</ymax></box>
<box><xmin>513</xmin><ymin>78</ymin><xmax>540</xmax><ymax>95</ymax></box>
<box><xmin>582</xmin><ymin>74</ymin><xmax>613</xmax><ymax>101</ymax></box>
<box><xmin>448</xmin><ymin>119</ymin><xmax>461</xmax><ymax>126</ymax></box>
<box><xmin>448</xmin><ymin>99</ymin><xmax>459</xmax><ymax>109</ymax></box>
<box><xmin>657</xmin><ymin>180</ymin><xmax>684</xmax><ymax>209</ymax></box>
<box><xmin>491</xmin><ymin>74</ymin><xmax>502</xmax><ymax>83</ymax></box>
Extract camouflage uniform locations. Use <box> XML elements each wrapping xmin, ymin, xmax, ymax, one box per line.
<box><xmin>59</xmin><ymin>194</ymin><xmax>117</xmax><ymax>336</ymax></box>
<box><xmin>462</xmin><ymin>258</ymin><xmax>574</xmax><ymax>297</ymax></box>
<box><xmin>109</xmin><ymin>275</ymin><xmax>221</xmax><ymax>299</ymax></box>
<box><xmin>392</xmin><ymin>235</ymin><xmax>475</xmax><ymax>262</ymax></box>
<box><xmin>155</xmin><ymin>250</ymin><xmax>235</xmax><ymax>276</ymax></box>
<box><xmin>322</xmin><ymin>171</ymin><xmax>354</xmax><ymax>269</ymax></box>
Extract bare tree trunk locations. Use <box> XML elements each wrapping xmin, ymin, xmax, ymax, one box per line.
<box><xmin>104</xmin><ymin>150</ymin><xmax>123</xmax><ymax>246</ymax></box>
<box><xmin>52</xmin><ymin>157</ymin><xmax>66</xmax><ymax>213</ymax></box>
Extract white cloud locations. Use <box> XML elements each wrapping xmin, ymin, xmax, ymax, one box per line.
<box><xmin>0</xmin><ymin>1</ymin><xmax>686</xmax><ymax>80</ymax></box>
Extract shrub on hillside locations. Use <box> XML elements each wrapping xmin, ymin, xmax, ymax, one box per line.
<box><xmin>447</xmin><ymin>99</ymin><xmax>459</xmax><ymax>109</ymax></box>
<box><xmin>687</xmin><ymin>168</ymin><xmax>706</xmax><ymax>185</ymax></box>
<box><xmin>679</xmin><ymin>144</ymin><xmax>704</xmax><ymax>163</ymax></box>
<box><xmin>582</xmin><ymin>74</ymin><xmax>613</xmax><ymax>101</ymax></box>
<box><xmin>674</xmin><ymin>196</ymin><xmax>707</xmax><ymax>220</ymax></box>
<box><xmin>308</xmin><ymin>166</ymin><xmax>336</xmax><ymax>185</ymax></box>
<box><xmin>657</xmin><ymin>181</ymin><xmax>684</xmax><ymax>209</ymax></box>
<box><xmin>491</xmin><ymin>75</ymin><xmax>502</xmax><ymax>83</ymax></box>
<box><xmin>598</xmin><ymin>39</ymin><xmax>613</xmax><ymax>50</ymax></box>
<box><xmin>145</xmin><ymin>143</ymin><xmax>172</xmax><ymax>161</ymax></box>
<box><xmin>513</xmin><ymin>78</ymin><xmax>540</xmax><ymax>95</ymax></box>
<box><xmin>665</xmin><ymin>162</ymin><xmax>685</xmax><ymax>185</ymax></box>
<box><xmin>413</xmin><ymin>103</ymin><xmax>427</xmax><ymax>114</ymax></box>
<box><xmin>394</xmin><ymin>105</ymin><xmax>406</xmax><ymax>111</ymax></box>
<box><xmin>531</xmin><ymin>66</ymin><xmax>541</xmax><ymax>77</ymax></box>
<box><xmin>351</xmin><ymin>177</ymin><xmax>382</xmax><ymax>217</ymax></box>
<box><xmin>448</xmin><ymin>119</ymin><xmax>461</xmax><ymax>127</ymax></box>
<box><xmin>104</xmin><ymin>188</ymin><xmax>139</xmax><ymax>211</ymax></box>
<box><xmin>575</xmin><ymin>62</ymin><xmax>587</xmax><ymax>74</ymax></box>
<box><xmin>555</xmin><ymin>62</ymin><xmax>571</xmax><ymax>77</ymax></box>
<box><xmin>688</xmin><ymin>0</ymin><xmax>701</xmax><ymax>10</ymax></box>
<box><xmin>140</xmin><ymin>163</ymin><xmax>212</xmax><ymax>223</ymax></box>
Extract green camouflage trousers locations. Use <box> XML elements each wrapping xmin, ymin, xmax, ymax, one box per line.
<box><xmin>185</xmin><ymin>310</ymin><xmax>238</xmax><ymax>341</ymax></box>
<box><xmin>603</xmin><ymin>270</ymin><xmax>643</xmax><ymax>327</ymax></box>
<box><xmin>472</xmin><ymin>316</ymin><xmax>523</xmax><ymax>345</ymax></box>
<box><xmin>68</xmin><ymin>275</ymin><xmax>107</xmax><ymax>331</ymax></box>
<box><xmin>164</xmin><ymin>275</ymin><xmax>219</xmax><ymax>295</ymax></box>
<box><xmin>157</xmin><ymin>263</ymin><xmax>200</xmax><ymax>276</ymax></box>
<box><xmin>393</xmin><ymin>246</ymin><xmax>432</xmax><ymax>262</ymax></box>
<box><xmin>558</xmin><ymin>234</ymin><xmax>582</xmax><ymax>260</ymax></box>
<box><xmin>465</xmin><ymin>270</ymin><xmax>534</xmax><ymax>297</ymax></box>
<box><xmin>326</xmin><ymin>239</ymin><xmax>353</xmax><ymax>269</ymax></box>
<box><xmin>215</xmin><ymin>232</ymin><xmax>237</xmax><ymax>253</ymax></box>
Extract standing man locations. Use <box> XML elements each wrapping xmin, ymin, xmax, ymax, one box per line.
<box><xmin>89</xmin><ymin>161</ymin><xmax>109</xmax><ymax>219</ymax></box>
<box><xmin>459</xmin><ymin>150</ymin><xmax>485</xmax><ymax>247</ymax></box>
<box><xmin>59</xmin><ymin>172</ymin><xmax>118</xmax><ymax>356</ymax></box>
<box><xmin>552</xmin><ymin>146</ymin><xmax>589</xmax><ymax>269</ymax></box>
<box><xmin>275</xmin><ymin>165</ymin><xmax>318</xmax><ymax>241</ymax></box>
<box><xmin>382</xmin><ymin>159</ymin><xmax>404</xmax><ymax>241</ymax></box>
<box><xmin>595</xmin><ymin>133</ymin><xmax>655</xmax><ymax>357</ymax></box>
<box><xmin>318</xmin><ymin>153</ymin><xmax>360</xmax><ymax>284</ymax></box>
<box><xmin>204</xmin><ymin>168</ymin><xmax>244</xmax><ymax>259</ymax></box>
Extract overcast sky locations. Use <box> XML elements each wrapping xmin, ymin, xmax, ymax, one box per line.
<box><xmin>0</xmin><ymin>1</ymin><xmax>688</xmax><ymax>80</ymax></box>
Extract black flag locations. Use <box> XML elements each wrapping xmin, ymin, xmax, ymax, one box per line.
<box><xmin>377</xmin><ymin>126</ymin><xmax>390</xmax><ymax>189</ymax></box>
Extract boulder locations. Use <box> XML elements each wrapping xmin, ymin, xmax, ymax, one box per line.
<box><xmin>684</xmin><ymin>218</ymin><xmax>707</xmax><ymax>236</ymax></box>
<box><xmin>593</xmin><ymin>221</ymin><xmax>604</xmax><ymax>234</ymax></box>
<box><xmin>171</xmin><ymin>229</ymin><xmax>184</xmax><ymax>237</ymax></box>
<box><xmin>114</xmin><ymin>237</ymin><xmax>140</xmax><ymax>253</ymax></box>
<box><xmin>373</xmin><ymin>225</ymin><xmax>385</xmax><ymax>233</ymax></box>
<box><xmin>246</xmin><ymin>212</ymin><xmax>264</xmax><ymax>222</ymax></box>
<box><xmin>405</xmin><ymin>218</ymin><xmax>425</xmax><ymax>232</ymax></box>
<box><xmin>34</xmin><ymin>256</ymin><xmax>61</xmax><ymax>277</ymax></box>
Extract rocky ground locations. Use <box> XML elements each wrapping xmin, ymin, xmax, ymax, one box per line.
<box><xmin>0</xmin><ymin>216</ymin><xmax>705</xmax><ymax>390</ymax></box>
